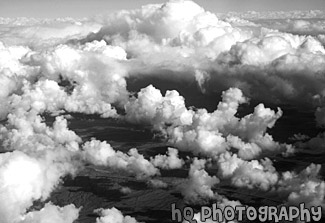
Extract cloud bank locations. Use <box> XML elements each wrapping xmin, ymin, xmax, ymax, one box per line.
<box><xmin>0</xmin><ymin>0</ymin><xmax>325</xmax><ymax>222</ymax></box>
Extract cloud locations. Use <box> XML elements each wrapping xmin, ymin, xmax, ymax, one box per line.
<box><xmin>0</xmin><ymin>1</ymin><xmax>325</xmax><ymax>222</ymax></box>
<box><xmin>2</xmin><ymin>40</ymin><xmax>130</xmax><ymax>119</ymax></box>
<box><xmin>19</xmin><ymin>203</ymin><xmax>80</xmax><ymax>223</ymax></box>
<box><xmin>82</xmin><ymin>139</ymin><xmax>159</xmax><ymax>179</ymax></box>
<box><xmin>217</xmin><ymin>152</ymin><xmax>279</xmax><ymax>191</ymax></box>
<box><xmin>294</xmin><ymin>132</ymin><xmax>325</xmax><ymax>154</ymax></box>
<box><xmin>222</xmin><ymin>10</ymin><xmax>325</xmax><ymax>36</ymax></box>
<box><xmin>94</xmin><ymin>207</ymin><xmax>139</xmax><ymax>223</ymax></box>
<box><xmin>147</xmin><ymin>179</ymin><xmax>168</xmax><ymax>189</ymax></box>
<box><xmin>180</xmin><ymin>158</ymin><xmax>220</xmax><ymax>204</ymax></box>
<box><xmin>0</xmin><ymin>149</ymin><xmax>80</xmax><ymax>223</ymax></box>
<box><xmin>125</xmin><ymin>84</ymin><xmax>193</xmax><ymax>129</ymax></box>
<box><xmin>278</xmin><ymin>164</ymin><xmax>325</xmax><ymax>208</ymax></box>
<box><xmin>216</xmin><ymin>151</ymin><xmax>325</xmax><ymax>207</ymax></box>
<box><xmin>126</xmin><ymin>85</ymin><xmax>290</xmax><ymax>159</ymax></box>
<box><xmin>1</xmin><ymin>0</ymin><xmax>324</xmax><ymax>121</ymax></box>
<box><xmin>78</xmin><ymin>0</ymin><xmax>325</xmax><ymax>109</ymax></box>
<box><xmin>150</xmin><ymin>147</ymin><xmax>184</xmax><ymax>169</ymax></box>
<box><xmin>222</xmin><ymin>10</ymin><xmax>325</xmax><ymax>21</ymax></box>
<box><xmin>0</xmin><ymin>17</ymin><xmax>102</xmax><ymax>49</ymax></box>
<box><xmin>0</xmin><ymin>89</ymin><xmax>84</xmax><ymax>222</ymax></box>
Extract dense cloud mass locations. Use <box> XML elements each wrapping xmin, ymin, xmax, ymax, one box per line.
<box><xmin>0</xmin><ymin>114</ymin><xmax>84</xmax><ymax>222</ymax></box>
<box><xmin>0</xmin><ymin>0</ymin><xmax>325</xmax><ymax>222</ymax></box>
<box><xmin>75</xmin><ymin>0</ymin><xmax>325</xmax><ymax>107</ymax></box>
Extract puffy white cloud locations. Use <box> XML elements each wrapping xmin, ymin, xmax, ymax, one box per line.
<box><xmin>0</xmin><ymin>0</ymin><xmax>324</xmax><ymax>120</ymax></box>
<box><xmin>126</xmin><ymin>5</ymin><xmax>325</xmax><ymax>114</ymax></box>
<box><xmin>1</xmin><ymin>39</ymin><xmax>131</xmax><ymax>119</ymax></box>
<box><xmin>278</xmin><ymin>164</ymin><xmax>325</xmax><ymax>208</ymax></box>
<box><xmin>19</xmin><ymin>203</ymin><xmax>80</xmax><ymax>223</ymax></box>
<box><xmin>0</xmin><ymin>41</ymin><xmax>32</xmax><ymax>74</ymax></box>
<box><xmin>0</xmin><ymin>41</ymin><xmax>38</xmax><ymax>119</ymax></box>
<box><xmin>0</xmin><ymin>106</ymin><xmax>81</xmax><ymax>223</ymax></box>
<box><xmin>95</xmin><ymin>207</ymin><xmax>138</xmax><ymax>223</ymax></box>
<box><xmin>0</xmin><ymin>150</ymin><xmax>80</xmax><ymax>223</ymax></box>
<box><xmin>126</xmin><ymin>85</ymin><xmax>289</xmax><ymax>159</ymax></box>
<box><xmin>150</xmin><ymin>147</ymin><xmax>184</xmax><ymax>169</ymax></box>
<box><xmin>217</xmin><ymin>152</ymin><xmax>279</xmax><ymax>191</ymax></box>
<box><xmin>9</xmin><ymin>79</ymin><xmax>118</xmax><ymax>118</ymax></box>
<box><xmin>82</xmin><ymin>139</ymin><xmax>159</xmax><ymax>179</ymax></box>
<box><xmin>217</xmin><ymin>151</ymin><xmax>325</xmax><ymax>207</ymax></box>
<box><xmin>68</xmin><ymin>0</ymin><xmax>324</xmax><ymax>111</ymax></box>
<box><xmin>0</xmin><ymin>111</ymin><xmax>81</xmax><ymax>152</ymax></box>
<box><xmin>125</xmin><ymin>84</ymin><xmax>193</xmax><ymax>129</ymax></box>
<box><xmin>180</xmin><ymin>158</ymin><xmax>219</xmax><ymax>204</ymax></box>
<box><xmin>0</xmin><ymin>1</ymin><xmax>324</xmax><ymax>111</ymax></box>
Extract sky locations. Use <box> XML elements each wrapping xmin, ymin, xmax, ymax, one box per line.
<box><xmin>0</xmin><ymin>0</ymin><xmax>324</xmax><ymax>18</ymax></box>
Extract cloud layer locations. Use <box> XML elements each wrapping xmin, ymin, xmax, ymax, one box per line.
<box><xmin>0</xmin><ymin>0</ymin><xmax>325</xmax><ymax>222</ymax></box>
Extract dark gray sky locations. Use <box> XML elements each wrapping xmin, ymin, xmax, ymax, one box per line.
<box><xmin>0</xmin><ymin>0</ymin><xmax>324</xmax><ymax>18</ymax></box>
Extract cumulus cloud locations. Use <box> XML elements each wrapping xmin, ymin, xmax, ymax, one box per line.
<box><xmin>0</xmin><ymin>41</ymin><xmax>37</xmax><ymax>119</ymax></box>
<box><xmin>0</xmin><ymin>149</ymin><xmax>80</xmax><ymax>223</ymax></box>
<box><xmin>1</xmin><ymin>0</ymin><xmax>324</xmax><ymax>110</ymax></box>
<box><xmin>150</xmin><ymin>147</ymin><xmax>184</xmax><ymax>169</ymax></box>
<box><xmin>1</xmin><ymin>0</ymin><xmax>325</xmax><ymax>222</ymax></box>
<box><xmin>82</xmin><ymin>139</ymin><xmax>159</xmax><ymax>179</ymax></box>
<box><xmin>216</xmin><ymin>151</ymin><xmax>325</xmax><ymax>207</ymax></box>
<box><xmin>278</xmin><ymin>164</ymin><xmax>325</xmax><ymax>208</ymax></box>
<box><xmin>22</xmin><ymin>41</ymin><xmax>128</xmax><ymax>116</ymax></box>
<box><xmin>126</xmin><ymin>85</ymin><xmax>290</xmax><ymax>159</ymax></box>
<box><xmin>0</xmin><ymin>111</ymin><xmax>81</xmax><ymax>223</ymax></box>
<box><xmin>19</xmin><ymin>203</ymin><xmax>80</xmax><ymax>223</ymax></box>
<box><xmin>125</xmin><ymin>84</ymin><xmax>193</xmax><ymax>129</ymax></box>
<box><xmin>1</xmin><ymin>0</ymin><xmax>324</xmax><ymax>119</ymax></box>
<box><xmin>217</xmin><ymin>152</ymin><xmax>279</xmax><ymax>191</ymax></box>
<box><xmin>0</xmin><ymin>39</ymin><xmax>131</xmax><ymax>120</ymax></box>
<box><xmin>82</xmin><ymin>140</ymin><xmax>182</xmax><ymax>180</ymax></box>
<box><xmin>180</xmin><ymin>158</ymin><xmax>220</xmax><ymax>204</ymax></box>
<box><xmin>94</xmin><ymin>207</ymin><xmax>139</xmax><ymax>223</ymax></box>
<box><xmin>66</xmin><ymin>0</ymin><xmax>325</xmax><ymax>109</ymax></box>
